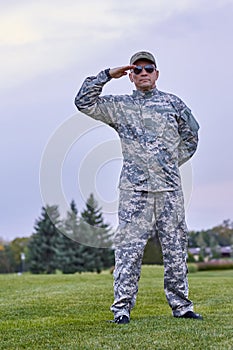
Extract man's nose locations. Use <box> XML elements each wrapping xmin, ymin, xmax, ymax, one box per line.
<box><xmin>140</xmin><ymin>67</ymin><xmax>148</xmax><ymax>74</ymax></box>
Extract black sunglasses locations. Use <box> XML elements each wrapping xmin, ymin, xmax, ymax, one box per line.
<box><xmin>133</xmin><ymin>64</ymin><xmax>156</xmax><ymax>75</ymax></box>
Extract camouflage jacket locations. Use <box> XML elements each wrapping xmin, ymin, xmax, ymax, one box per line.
<box><xmin>75</xmin><ymin>70</ymin><xmax>199</xmax><ymax>192</ymax></box>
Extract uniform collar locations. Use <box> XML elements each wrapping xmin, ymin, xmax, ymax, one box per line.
<box><xmin>132</xmin><ymin>87</ymin><xmax>159</xmax><ymax>99</ymax></box>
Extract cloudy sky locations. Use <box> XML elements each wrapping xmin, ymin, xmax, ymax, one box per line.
<box><xmin>1</xmin><ymin>0</ymin><xmax>233</xmax><ymax>241</ymax></box>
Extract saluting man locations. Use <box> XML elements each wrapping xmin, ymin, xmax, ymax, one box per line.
<box><xmin>75</xmin><ymin>51</ymin><xmax>203</xmax><ymax>324</ymax></box>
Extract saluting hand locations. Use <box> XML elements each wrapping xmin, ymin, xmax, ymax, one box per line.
<box><xmin>109</xmin><ymin>65</ymin><xmax>135</xmax><ymax>79</ymax></box>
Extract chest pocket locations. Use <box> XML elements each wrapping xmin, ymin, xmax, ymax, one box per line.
<box><xmin>143</xmin><ymin>112</ymin><xmax>168</xmax><ymax>141</ymax></box>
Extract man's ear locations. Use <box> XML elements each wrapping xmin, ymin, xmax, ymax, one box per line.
<box><xmin>129</xmin><ymin>72</ymin><xmax>134</xmax><ymax>83</ymax></box>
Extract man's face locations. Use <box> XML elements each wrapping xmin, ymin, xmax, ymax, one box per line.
<box><xmin>129</xmin><ymin>59</ymin><xmax>159</xmax><ymax>92</ymax></box>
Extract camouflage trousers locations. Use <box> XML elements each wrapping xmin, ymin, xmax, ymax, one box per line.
<box><xmin>110</xmin><ymin>189</ymin><xmax>194</xmax><ymax>319</ymax></box>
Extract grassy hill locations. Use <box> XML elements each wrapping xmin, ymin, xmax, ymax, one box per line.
<box><xmin>0</xmin><ymin>266</ymin><xmax>232</xmax><ymax>349</ymax></box>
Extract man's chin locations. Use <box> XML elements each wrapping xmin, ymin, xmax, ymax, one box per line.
<box><xmin>138</xmin><ymin>81</ymin><xmax>154</xmax><ymax>89</ymax></box>
<box><xmin>138</xmin><ymin>85</ymin><xmax>153</xmax><ymax>92</ymax></box>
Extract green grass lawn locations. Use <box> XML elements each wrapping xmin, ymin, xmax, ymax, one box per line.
<box><xmin>0</xmin><ymin>266</ymin><xmax>232</xmax><ymax>350</ymax></box>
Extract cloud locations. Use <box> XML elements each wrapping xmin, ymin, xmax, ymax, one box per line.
<box><xmin>0</xmin><ymin>1</ymin><xmax>123</xmax><ymax>90</ymax></box>
<box><xmin>2</xmin><ymin>0</ymin><xmax>231</xmax><ymax>90</ymax></box>
<box><xmin>0</xmin><ymin>0</ymin><xmax>191</xmax><ymax>43</ymax></box>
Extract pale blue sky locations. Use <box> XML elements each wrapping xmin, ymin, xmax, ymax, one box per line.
<box><xmin>1</xmin><ymin>0</ymin><xmax>233</xmax><ymax>240</ymax></box>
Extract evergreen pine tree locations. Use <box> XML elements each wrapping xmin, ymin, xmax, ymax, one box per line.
<box><xmin>81</xmin><ymin>193</ymin><xmax>114</xmax><ymax>271</ymax></box>
<box><xmin>81</xmin><ymin>193</ymin><xmax>113</xmax><ymax>246</ymax></box>
<box><xmin>56</xmin><ymin>199</ymin><xmax>103</xmax><ymax>274</ymax></box>
<box><xmin>70</xmin><ymin>199</ymin><xmax>78</xmax><ymax>215</ymax></box>
<box><xmin>56</xmin><ymin>200</ymin><xmax>86</xmax><ymax>273</ymax></box>
<box><xmin>28</xmin><ymin>205</ymin><xmax>61</xmax><ymax>274</ymax></box>
<box><xmin>81</xmin><ymin>193</ymin><xmax>104</xmax><ymax>227</ymax></box>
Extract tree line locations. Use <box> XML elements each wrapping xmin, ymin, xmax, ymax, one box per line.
<box><xmin>0</xmin><ymin>194</ymin><xmax>114</xmax><ymax>274</ymax></box>
<box><xmin>0</xmin><ymin>194</ymin><xmax>233</xmax><ymax>274</ymax></box>
<box><xmin>189</xmin><ymin>219</ymin><xmax>233</xmax><ymax>247</ymax></box>
<box><xmin>188</xmin><ymin>219</ymin><xmax>233</xmax><ymax>260</ymax></box>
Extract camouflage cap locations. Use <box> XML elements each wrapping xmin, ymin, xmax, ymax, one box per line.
<box><xmin>130</xmin><ymin>51</ymin><xmax>156</xmax><ymax>66</ymax></box>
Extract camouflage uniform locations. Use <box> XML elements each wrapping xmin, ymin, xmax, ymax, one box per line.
<box><xmin>75</xmin><ymin>69</ymin><xmax>199</xmax><ymax>319</ymax></box>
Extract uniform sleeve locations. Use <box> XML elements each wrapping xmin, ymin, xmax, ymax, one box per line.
<box><xmin>178</xmin><ymin>107</ymin><xmax>199</xmax><ymax>166</ymax></box>
<box><xmin>172</xmin><ymin>97</ymin><xmax>200</xmax><ymax>166</ymax></box>
<box><xmin>74</xmin><ymin>69</ymin><xmax>118</xmax><ymax>126</ymax></box>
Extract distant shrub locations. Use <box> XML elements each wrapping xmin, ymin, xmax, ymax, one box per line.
<box><xmin>197</xmin><ymin>260</ymin><xmax>233</xmax><ymax>271</ymax></box>
<box><xmin>188</xmin><ymin>263</ymin><xmax>198</xmax><ymax>273</ymax></box>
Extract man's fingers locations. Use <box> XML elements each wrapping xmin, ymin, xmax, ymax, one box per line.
<box><xmin>109</xmin><ymin>65</ymin><xmax>136</xmax><ymax>79</ymax></box>
<box><xmin>121</xmin><ymin>65</ymin><xmax>136</xmax><ymax>72</ymax></box>
<box><xmin>124</xmin><ymin>65</ymin><xmax>136</xmax><ymax>70</ymax></box>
